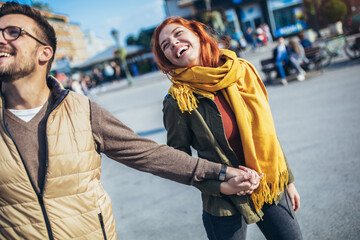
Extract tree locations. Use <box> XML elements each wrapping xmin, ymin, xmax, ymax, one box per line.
<box><xmin>137</xmin><ymin>29</ymin><xmax>153</xmax><ymax>48</ymax></box>
<box><xmin>126</xmin><ymin>35</ymin><xmax>138</xmax><ymax>46</ymax></box>
<box><xmin>303</xmin><ymin>0</ymin><xmax>324</xmax><ymax>37</ymax></box>
<box><xmin>322</xmin><ymin>0</ymin><xmax>348</xmax><ymax>23</ymax></box>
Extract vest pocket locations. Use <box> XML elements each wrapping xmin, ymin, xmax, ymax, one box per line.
<box><xmin>98</xmin><ymin>213</ymin><xmax>107</xmax><ymax>240</ymax></box>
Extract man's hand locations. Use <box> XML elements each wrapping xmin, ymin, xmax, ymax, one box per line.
<box><xmin>287</xmin><ymin>183</ymin><xmax>300</xmax><ymax>213</ymax></box>
<box><xmin>220</xmin><ymin>174</ymin><xmax>252</xmax><ymax>195</ymax></box>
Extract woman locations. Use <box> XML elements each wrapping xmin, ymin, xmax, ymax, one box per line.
<box><xmin>288</xmin><ymin>38</ymin><xmax>309</xmax><ymax>66</ymax></box>
<box><xmin>152</xmin><ymin>17</ymin><xmax>302</xmax><ymax>240</ymax></box>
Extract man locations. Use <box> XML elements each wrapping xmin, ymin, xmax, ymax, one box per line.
<box><xmin>0</xmin><ymin>2</ymin><xmax>261</xmax><ymax>239</ymax></box>
<box><xmin>273</xmin><ymin>37</ymin><xmax>306</xmax><ymax>85</ymax></box>
<box><xmin>298</xmin><ymin>31</ymin><xmax>312</xmax><ymax>49</ymax></box>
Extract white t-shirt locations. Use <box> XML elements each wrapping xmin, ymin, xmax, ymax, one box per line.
<box><xmin>9</xmin><ymin>105</ymin><xmax>43</xmax><ymax>122</ymax></box>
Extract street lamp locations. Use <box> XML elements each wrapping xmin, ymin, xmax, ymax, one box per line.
<box><xmin>111</xmin><ymin>29</ymin><xmax>133</xmax><ymax>86</ymax></box>
<box><xmin>204</xmin><ymin>0</ymin><xmax>211</xmax><ymax>12</ymax></box>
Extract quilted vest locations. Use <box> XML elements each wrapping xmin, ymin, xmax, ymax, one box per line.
<box><xmin>0</xmin><ymin>89</ymin><xmax>117</xmax><ymax>239</ymax></box>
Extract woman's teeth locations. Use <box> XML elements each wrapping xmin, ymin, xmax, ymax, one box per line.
<box><xmin>177</xmin><ymin>46</ymin><xmax>188</xmax><ymax>58</ymax></box>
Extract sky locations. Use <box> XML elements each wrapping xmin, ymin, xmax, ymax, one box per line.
<box><xmin>7</xmin><ymin>0</ymin><xmax>167</xmax><ymax>45</ymax></box>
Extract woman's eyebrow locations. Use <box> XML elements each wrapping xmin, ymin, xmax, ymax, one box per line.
<box><xmin>160</xmin><ymin>27</ymin><xmax>181</xmax><ymax>47</ymax></box>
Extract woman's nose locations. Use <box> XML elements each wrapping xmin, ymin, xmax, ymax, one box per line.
<box><xmin>170</xmin><ymin>38</ymin><xmax>179</xmax><ymax>48</ymax></box>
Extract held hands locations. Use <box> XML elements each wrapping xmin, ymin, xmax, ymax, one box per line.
<box><xmin>220</xmin><ymin>166</ymin><xmax>264</xmax><ymax>196</ymax></box>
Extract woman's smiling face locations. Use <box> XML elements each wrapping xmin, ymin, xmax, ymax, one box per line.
<box><xmin>159</xmin><ymin>23</ymin><xmax>201</xmax><ymax>68</ymax></box>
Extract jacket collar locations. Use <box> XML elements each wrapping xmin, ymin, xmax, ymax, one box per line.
<box><xmin>46</xmin><ymin>75</ymin><xmax>69</xmax><ymax>110</ymax></box>
<box><xmin>0</xmin><ymin>75</ymin><xmax>69</xmax><ymax>111</ymax></box>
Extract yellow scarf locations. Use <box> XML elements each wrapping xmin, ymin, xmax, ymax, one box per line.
<box><xmin>168</xmin><ymin>49</ymin><xmax>288</xmax><ymax>212</ymax></box>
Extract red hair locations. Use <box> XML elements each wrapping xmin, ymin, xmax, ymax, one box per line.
<box><xmin>152</xmin><ymin>17</ymin><xmax>220</xmax><ymax>75</ymax></box>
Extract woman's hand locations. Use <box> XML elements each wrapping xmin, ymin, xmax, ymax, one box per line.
<box><xmin>222</xmin><ymin>166</ymin><xmax>263</xmax><ymax>196</ymax></box>
<box><xmin>287</xmin><ymin>183</ymin><xmax>300</xmax><ymax>213</ymax></box>
<box><xmin>237</xmin><ymin>165</ymin><xmax>263</xmax><ymax>186</ymax></box>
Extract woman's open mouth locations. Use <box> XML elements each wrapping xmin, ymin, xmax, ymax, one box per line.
<box><xmin>176</xmin><ymin>46</ymin><xmax>189</xmax><ymax>58</ymax></box>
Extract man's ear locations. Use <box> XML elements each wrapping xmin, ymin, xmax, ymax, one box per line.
<box><xmin>39</xmin><ymin>46</ymin><xmax>53</xmax><ymax>62</ymax></box>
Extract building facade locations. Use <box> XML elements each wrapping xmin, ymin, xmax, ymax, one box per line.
<box><xmin>0</xmin><ymin>2</ymin><xmax>89</xmax><ymax>71</ymax></box>
<box><xmin>165</xmin><ymin>0</ymin><xmax>307</xmax><ymax>39</ymax></box>
<box><xmin>41</xmin><ymin>11</ymin><xmax>88</xmax><ymax>69</ymax></box>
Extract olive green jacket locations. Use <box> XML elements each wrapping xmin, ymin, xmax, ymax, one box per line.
<box><xmin>163</xmin><ymin>94</ymin><xmax>294</xmax><ymax>224</ymax></box>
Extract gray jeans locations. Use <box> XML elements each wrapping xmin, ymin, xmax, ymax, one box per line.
<box><xmin>202</xmin><ymin>193</ymin><xmax>303</xmax><ymax>240</ymax></box>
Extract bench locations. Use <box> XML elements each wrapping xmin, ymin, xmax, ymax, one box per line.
<box><xmin>260</xmin><ymin>46</ymin><xmax>323</xmax><ymax>84</ymax></box>
<box><xmin>260</xmin><ymin>58</ymin><xmax>277</xmax><ymax>83</ymax></box>
<box><xmin>303</xmin><ymin>46</ymin><xmax>323</xmax><ymax>71</ymax></box>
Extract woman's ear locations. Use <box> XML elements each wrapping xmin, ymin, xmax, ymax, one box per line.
<box><xmin>39</xmin><ymin>46</ymin><xmax>53</xmax><ymax>62</ymax></box>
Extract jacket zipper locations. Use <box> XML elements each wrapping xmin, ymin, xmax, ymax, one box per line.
<box><xmin>1</xmin><ymin>96</ymin><xmax>55</xmax><ymax>240</ymax></box>
<box><xmin>36</xmin><ymin>85</ymin><xmax>69</xmax><ymax>239</ymax></box>
<box><xmin>38</xmin><ymin>196</ymin><xmax>54</xmax><ymax>239</ymax></box>
<box><xmin>98</xmin><ymin>213</ymin><xmax>107</xmax><ymax>240</ymax></box>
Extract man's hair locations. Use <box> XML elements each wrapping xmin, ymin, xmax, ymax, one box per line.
<box><xmin>0</xmin><ymin>1</ymin><xmax>57</xmax><ymax>75</ymax></box>
<box><xmin>152</xmin><ymin>17</ymin><xmax>220</xmax><ymax>75</ymax></box>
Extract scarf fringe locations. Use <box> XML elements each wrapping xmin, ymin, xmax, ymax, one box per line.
<box><xmin>250</xmin><ymin>170</ymin><xmax>288</xmax><ymax>212</ymax></box>
<box><xmin>169</xmin><ymin>84</ymin><xmax>215</xmax><ymax>113</ymax></box>
<box><xmin>168</xmin><ymin>84</ymin><xmax>199</xmax><ymax>113</ymax></box>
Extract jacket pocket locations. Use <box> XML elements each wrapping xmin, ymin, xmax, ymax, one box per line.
<box><xmin>98</xmin><ymin>213</ymin><xmax>107</xmax><ymax>240</ymax></box>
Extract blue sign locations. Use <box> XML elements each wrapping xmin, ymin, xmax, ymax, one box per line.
<box><xmin>274</xmin><ymin>22</ymin><xmax>307</xmax><ymax>37</ymax></box>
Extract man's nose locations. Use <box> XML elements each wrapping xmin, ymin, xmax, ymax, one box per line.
<box><xmin>0</xmin><ymin>32</ymin><xmax>7</xmax><ymax>44</ymax></box>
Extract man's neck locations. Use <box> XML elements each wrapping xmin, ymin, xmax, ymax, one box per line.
<box><xmin>2</xmin><ymin>74</ymin><xmax>50</xmax><ymax>110</ymax></box>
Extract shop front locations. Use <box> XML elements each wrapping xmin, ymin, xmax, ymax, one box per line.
<box><xmin>267</xmin><ymin>0</ymin><xmax>307</xmax><ymax>38</ymax></box>
<box><xmin>238</xmin><ymin>3</ymin><xmax>264</xmax><ymax>32</ymax></box>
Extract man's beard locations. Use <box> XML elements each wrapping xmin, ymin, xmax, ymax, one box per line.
<box><xmin>0</xmin><ymin>47</ymin><xmax>38</xmax><ymax>83</ymax></box>
<box><xmin>0</xmin><ymin>62</ymin><xmax>36</xmax><ymax>83</ymax></box>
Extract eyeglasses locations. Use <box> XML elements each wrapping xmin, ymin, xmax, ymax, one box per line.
<box><xmin>0</xmin><ymin>26</ymin><xmax>47</xmax><ymax>46</ymax></box>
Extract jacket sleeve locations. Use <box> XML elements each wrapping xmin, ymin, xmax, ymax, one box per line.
<box><xmin>285</xmin><ymin>154</ymin><xmax>294</xmax><ymax>184</ymax></box>
<box><xmin>163</xmin><ymin>95</ymin><xmax>223</xmax><ymax>196</ymax></box>
<box><xmin>278</xmin><ymin>141</ymin><xmax>294</xmax><ymax>184</ymax></box>
<box><xmin>90</xmin><ymin>101</ymin><xmax>222</xmax><ymax>186</ymax></box>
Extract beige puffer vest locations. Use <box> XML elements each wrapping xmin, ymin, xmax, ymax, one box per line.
<box><xmin>0</xmin><ymin>89</ymin><xmax>117</xmax><ymax>239</ymax></box>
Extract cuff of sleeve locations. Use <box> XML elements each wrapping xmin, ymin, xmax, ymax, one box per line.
<box><xmin>193</xmin><ymin>180</ymin><xmax>222</xmax><ymax>196</ymax></box>
<box><xmin>288</xmin><ymin>171</ymin><xmax>295</xmax><ymax>184</ymax></box>
<box><xmin>197</xmin><ymin>158</ymin><xmax>222</xmax><ymax>181</ymax></box>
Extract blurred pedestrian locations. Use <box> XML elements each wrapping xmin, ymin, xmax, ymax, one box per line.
<box><xmin>110</xmin><ymin>60</ymin><xmax>121</xmax><ymax>80</ymax></box>
<box><xmin>103</xmin><ymin>63</ymin><xmax>115</xmax><ymax>82</ymax></box>
<box><xmin>0</xmin><ymin>2</ymin><xmax>259</xmax><ymax>239</ymax></box>
<box><xmin>256</xmin><ymin>26</ymin><xmax>267</xmax><ymax>47</ymax></box>
<box><xmin>80</xmin><ymin>74</ymin><xmax>90</xmax><ymax>95</ymax></box>
<box><xmin>289</xmin><ymin>38</ymin><xmax>309</xmax><ymax>66</ymax></box>
<box><xmin>153</xmin><ymin>17</ymin><xmax>302</xmax><ymax>240</ymax></box>
<box><xmin>262</xmin><ymin>23</ymin><xmax>273</xmax><ymax>43</ymax></box>
<box><xmin>71</xmin><ymin>72</ymin><xmax>84</xmax><ymax>95</ymax></box>
<box><xmin>244</xmin><ymin>27</ymin><xmax>256</xmax><ymax>49</ymax></box>
<box><xmin>91</xmin><ymin>67</ymin><xmax>104</xmax><ymax>86</ymax></box>
<box><xmin>273</xmin><ymin>37</ymin><xmax>306</xmax><ymax>85</ymax></box>
<box><xmin>298</xmin><ymin>31</ymin><xmax>312</xmax><ymax>49</ymax></box>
